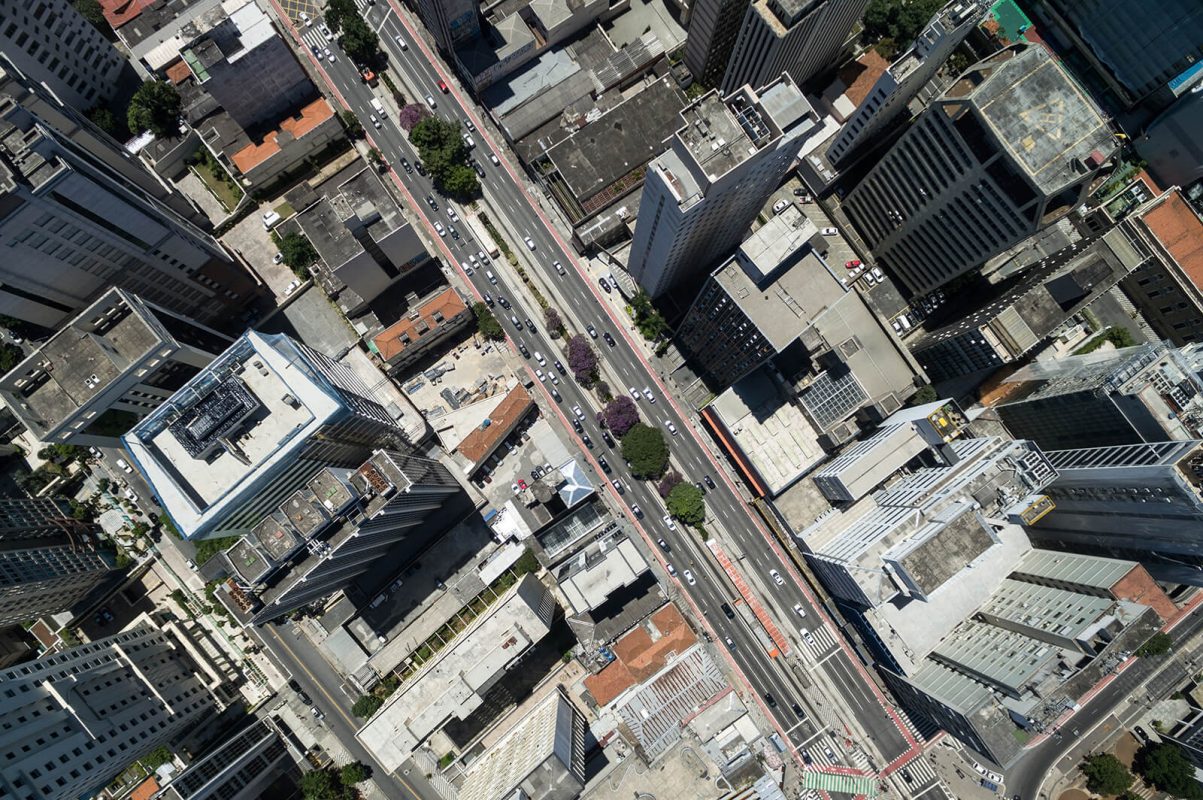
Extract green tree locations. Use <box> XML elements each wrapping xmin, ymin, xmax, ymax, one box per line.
<box><xmin>473</xmin><ymin>303</ymin><xmax>505</xmax><ymax>341</ymax></box>
<box><xmin>73</xmin><ymin>0</ymin><xmax>107</xmax><ymax>27</ymax></box>
<box><xmin>621</xmin><ymin>423</ymin><xmax>669</xmax><ymax>480</ymax></box>
<box><xmin>1137</xmin><ymin>632</ymin><xmax>1173</xmax><ymax>657</ymax></box>
<box><xmin>300</xmin><ymin>768</ymin><xmax>344</xmax><ymax>800</ymax></box>
<box><xmin>1080</xmin><ymin>753</ymin><xmax>1134</xmax><ymax>795</ymax></box>
<box><xmin>630</xmin><ymin>290</ymin><xmax>667</xmax><ymax>340</ymax></box>
<box><xmin>409</xmin><ymin>117</ymin><xmax>477</xmax><ymax>198</ymax></box>
<box><xmin>0</xmin><ymin>342</ymin><xmax>23</xmax><ymax>372</ymax></box>
<box><xmin>1134</xmin><ymin>743</ymin><xmax>1203</xmax><ymax>799</ymax></box>
<box><xmin>323</xmin><ymin>0</ymin><xmax>358</xmax><ymax>33</ymax></box>
<box><xmin>908</xmin><ymin>384</ymin><xmax>938</xmax><ymax>406</ymax></box>
<box><xmin>862</xmin><ymin>0</ymin><xmax>946</xmax><ymax>46</ymax></box>
<box><xmin>440</xmin><ymin>163</ymin><xmax>480</xmax><ymax>199</ymax></box>
<box><xmin>278</xmin><ymin>232</ymin><xmax>318</xmax><ymax>277</ymax></box>
<box><xmin>341</xmin><ymin>110</ymin><xmax>364</xmax><ymax>140</ymax></box>
<box><xmin>339</xmin><ymin>762</ymin><xmax>371</xmax><ymax>785</ymax></box>
<box><xmin>88</xmin><ymin>107</ymin><xmax>120</xmax><ymax>137</ymax></box>
<box><xmin>667</xmin><ymin>482</ymin><xmax>705</xmax><ymax>526</ymax></box>
<box><xmin>339</xmin><ymin>14</ymin><xmax>379</xmax><ymax>64</ymax></box>
<box><xmin>141</xmin><ymin>745</ymin><xmax>174</xmax><ymax>770</ymax></box>
<box><xmin>127</xmin><ymin>81</ymin><xmax>182</xmax><ymax>138</ymax></box>
<box><xmin>351</xmin><ymin>694</ymin><xmax>383</xmax><ymax>718</ymax></box>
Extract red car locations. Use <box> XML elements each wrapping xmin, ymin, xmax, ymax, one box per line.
<box><xmin>845</xmin><ymin>260</ymin><xmax>862</xmax><ymax>270</ymax></box>
<box><xmin>438</xmin><ymin>80</ymin><xmax>449</xmax><ymax>93</ymax></box>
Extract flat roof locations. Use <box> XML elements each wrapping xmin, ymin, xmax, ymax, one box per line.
<box><xmin>295</xmin><ymin>163</ymin><xmax>406</xmax><ymax>270</ymax></box>
<box><xmin>545</xmin><ymin>77</ymin><xmax>687</xmax><ymax>203</ymax></box>
<box><xmin>458</xmin><ymin>691</ymin><xmax>575</xmax><ymax>800</ymax></box>
<box><xmin>557</xmin><ymin>535</ymin><xmax>649</xmax><ymax>613</ymax></box>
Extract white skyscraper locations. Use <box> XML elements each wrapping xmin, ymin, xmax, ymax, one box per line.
<box><xmin>627</xmin><ymin>74</ymin><xmax>820</xmax><ymax>298</ymax></box>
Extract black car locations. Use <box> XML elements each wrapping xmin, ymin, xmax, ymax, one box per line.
<box><xmin>703</xmin><ymin>474</ymin><xmax>716</xmax><ymax>490</ymax></box>
<box><xmin>572</xmin><ymin>418</ymin><xmax>583</xmax><ymax>433</ymax></box>
<box><xmin>400</xmin><ymin>157</ymin><xmax>413</xmax><ymax>174</ymax></box>
<box><xmin>483</xmin><ymin>293</ymin><xmax>494</xmax><ymax>307</ymax></box>
<box><xmin>550</xmin><ymin>387</ymin><xmax>562</xmax><ymax>402</ymax></box>
<box><xmin>601</xmin><ymin>430</ymin><xmax>615</xmax><ymax>447</ymax></box>
<box><xmin>553</xmin><ymin>360</ymin><xmax>566</xmax><ymax>374</ymax></box>
<box><xmin>657</xmin><ymin>538</ymin><xmax>671</xmax><ymax>552</ymax></box>
<box><xmin>598</xmin><ymin>455</ymin><xmax>611</xmax><ymax>473</ymax></box>
<box><xmin>598</xmin><ymin>276</ymin><xmax>612</xmax><ymax>293</ymax></box>
<box><xmin>524</xmin><ymin>317</ymin><xmax>536</xmax><ymax>331</ymax></box>
<box><xmin>471</xmin><ymin>160</ymin><xmax>485</xmax><ymax>178</ymax></box>
<box><xmin>450</xmin><ymin>226</ymin><xmax>460</xmax><ymax>240</ymax></box>
<box><xmin>602</xmin><ymin>331</ymin><xmax>616</xmax><ymax>347</ymax></box>
<box><xmin>763</xmin><ymin>693</ymin><xmax>777</xmax><ymax>708</ymax></box>
<box><xmin>497</xmin><ymin>296</ymin><xmax>510</xmax><ymax>309</ymax></box>
<box><xmin>425</xmin><ymin>194</ymin><xmax>438</xmax><ymax>211</ymax></box>
<box><xmin>298</xmin><ymin>689</ymin><xmax>313</xmax><ymax>705</ymax></box>
<box><xmin>696</xmin><ymin>481</ymin><xmax>706</xmax><ymax>494</ymax></box>
<box><xmin>288</xmin><ymin>679</ymin><xmax>302</xmax><ymax>693</ymax></box>
<box><xmin>582</xmin><ymin>433</ymin><xmax>593</xmax><ymax>449</ymax></box>
<box><xmin>721</xmin><ymin>602</ymin><xmax>735</xmax><ymax>619</ymax></box>
<box><xmin>518</xmin><ymin>342</ymin><xmax>531</xmax><ymax>358</ymax></box>
<box><xmin>414</xmin><ymin>161</ymin><xmax>427</xmax><ymax>176</ymax></box>
<box><xmin>791</xmin><ymin>703</ymin><xmax>806</xmax><ymax>719</ymax></box>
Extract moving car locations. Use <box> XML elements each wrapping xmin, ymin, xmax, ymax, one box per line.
<box><xmin>602</xmin><ymin>331</ymin><xmax>616</xmax><ymax>347</ymax></box>
<box><xmin>703</xmin><ymin>474</ymin><xmax>716</xmax><ymax>489</ymax></box>
<box><xmin>662</xmin><ymin>514</ymin><xmax>676</xmax><ymax>531</ymax></box>
<box><xmin>769</xmin><ymin>569</ymin><xmax>784</xmax><ymax>586</ymax></box>
<box><xmin>683</xmin><ymin>569</ymin><xmax>696</xmax><ymax>586</ymax></box>
<box><xmin>425</xmin><ymin>94</ymin><xmax>437</xmax><ymax>108</ymax></box>
<box><xmin>524</xmin><ymin>236</ymin><xmax>536</xmax><ymax>250</ymax></box>
<box><xmin>438</xmin><ymin>80</ymin><xmax>449</xmax><ymax>93</ymax></box>
<box><xmin>587</xmin><ymin>325</ymin><xmax>598</xmax><ymax>338</ymax></box>
<box><xmin>394</xmin><ymin>34</ymin><xmax>408</xmax><ymax>50</ymax></box>
<box><xmin>553</xmin><ymin>260</ymin><xmax>566</xmax><ymax>276</ymax></box>
<box><xmin>642</xmin><ymin>387</ymin><xmax>655</xmax><ymax>403</ymax></box>
<box><xmin>793</xmin><ymin>603</ymin><xmax>807</xmax><ymax>618</ymax></box>
<box><xmin>657</xmin><ymin>538</ymin><xmax>671</xmax><ymax>552</ymax></box>
<box><xmin>665</xmin><ymin>420</ymin><xmax>678</xmax><ymax>436</ymax></box>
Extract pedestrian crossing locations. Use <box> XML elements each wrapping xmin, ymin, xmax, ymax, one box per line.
<box><xmin>301</xmin><ymin>28</ymin><xmax>331</xmax><ymax>57</ymax></box>
<box><xmin>897</xmin><ymin>754</ymin><xmax>937</xmax><ymax>784</ymax></box>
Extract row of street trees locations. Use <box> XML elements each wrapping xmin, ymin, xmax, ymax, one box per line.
<box><xmin>323</xmin><ymin>0</ymin><xmax>380</xmax><ymax>66</ymax></box>
<box><xmin>408</xmin><ymin>117</ymin><xmax>479</xmax><ymax>199</ymax></box>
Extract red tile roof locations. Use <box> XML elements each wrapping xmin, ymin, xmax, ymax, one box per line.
<box><xmin>584</xmin><ymin>604</ymin><xmax>696</xmax><ymax>707</ymax></box>
<box><xmin>131</xmin><ymin>777</ymin><xmax>160</xmax><ymax>800</ymax></box>
<box><xmin>839</xmin><ymin>49</ymin><xmax>890</xmax><ymax>108</ymax></box>
<box><xmin>373</xmin><ymin>288</ymin><xmax>469</xmax><ymax>362</ymax></box>
<box><xmin>456</xmin><ymin>385</ymin><xmax>535</xmax><ymax>466</ymax></box>
<box><xmin>231</xmin><ymin>98</ymin><xmax>336</xmax><ymax>172</ymax></box>
<box><xmin>1141</xmin><ymin>189</ymin><xmax>1203</xmax><ymax>292</ymax></box>
<box><xmin>165</xmin><ymin>59</ymin><xmax>193</xmax><ymax>86</ymax></box>
<box><xmin>99</xmin><ymin>0</ymin><xmax>156</xmax><ymax>28</ymax></box>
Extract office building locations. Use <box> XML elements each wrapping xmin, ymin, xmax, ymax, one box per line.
<box><xmin>417</xmin><ymin>0</ymin><xmax>480</xmax><ymax>54</ymax></box>
<box><xmin>0</xmin><ymin>0</ymin><xmax>125</xmax><ymax>112</ymax></box>
<box><xmin>154</xmin><ymin>718</ymin><xmax>298</xmax><ymax>800</ymax></box>
<box><xmin>843</xmin><ymin>44</ymin><xmax>1115</xmax><ymax>297</ymax></box>
<box><xmin>0</xmin><ymin>289</ymin><xmax>231</xmax><ymax>446</ymax></box>
<box><xmin>628</xmin><ymin>75</ymin><xmax>820</xmax><ymax>298</ymax></box>
<box><xmin>912</xmin><ymin>227</ymin><xmax>1145</xmax><ymax>382</ymax></box>
<box><xmin>825</xmin><ymin>0</ymin><xmax>983</xmax><ymax>166</ymax></box>
<box><xmin>1039</xmin><ymin>0</ymin><xmax>1203</xmax><ymax>110</ymax></box>
<box><xmin>123</xmin><ymin>331</ymin><xmax>410</xmax><ymax>540</ymax></box>
<box><xmin>994</xmin><ymin>341</ymin><xmax>1203</xmax><ymax>451</ymax></box>
<box><xmin>721</xmin><ymin>0</ymin><xmax>868</xmax><ymax>93</ymax></box>
<box><xmin>0</xmin><ymin>76</ymin><xmax>262</xmax><ymax>330</ymax></box>
<box><xmin>179</xmin><ymin>1</ymin><xmax>315</xmax><ymax>130</ymax></box>
<box><xmin>458</xmin><ymin>689</ymin><xmax>587</xmax><ymax>800</ymax></box>
<box><xmin>1136</xmin><ymin>86</ymin><xmax>1203</xmax><ymax>193</ymax></box>
<box><xmin>684</xmin><ymin>0</ymin><xmax>748</xmax><ymax>88</ymax></box>
<box><xmin>0</xmin><ymin>616</ymin><xmax>233</xmax><ymax>800</ymax></box>
<box><xmin>1030</xmin><ymin>441</ymin><xmax>1203</xmax><ymax>585</ymax></box>
<box><xmin>0</xmin><ymin>497</ymin><xmax>117</xmax><ymax>625</ymax></box>
<box><xmin>358</xmin><ymin>574</ymin><xmax>558</xmax><ymax>771</ymax></box>
<box><xmin>231</xmin><ymin>449</ymin><xmax>461</xmax><ymax>624</ymax></box>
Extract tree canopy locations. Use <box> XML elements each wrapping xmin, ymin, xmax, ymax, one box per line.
<box><xmin>351</xmin><ymin>694</ymin><xmax>383</xmax><ymax>718</ymax></box>
<box><xmin>339</xmin><ymin>762</ymin><xmax>370</xmax><ymax>786</ymax></box>
<box><xmin>621</xmin><ymin>423</ymin><xmax>669</xmax><ymax>480</ymax></box>
<box><xmin>567</xmin><ymin>334</ymin><xmax>598</xmax><ymax>385</ymax></box>
<box><xmin>1135</xmin><ymin>742</ymin><xmax>1203</xmax><ymax>798</ymax></box>
<box><xmin>473</xmin><ymin>303</ymin><xmax>505</xmax><ymax>341</ymax></box>
<box><xmin>127</xmin><ymin>81</ymin><xmax>181</xmax><ymax>138</ymax></box>
<box><xmin>631</xmin><ymin>290</ymin><xmax>667</xmax><ymax>340</ymax></box>
<box><xmin>341</xmin><ymin>110</ymin><xmax>364</xmax><ymax>139</ymax></box>
<box><xmin>0</xmin><ymin>342</ymin><xmax>23</xmax><ymax>373</ymax></box>
<box><xmin>398</xmin><ymin>104</ymin><xmax>431</xmax><ymax>132</ymax></box>
<box><xmin>278</xmin><ymin>232</ymin><xmax>318</xmax><ymax>277</ymax></box>
<box><xmin>667</xmin><ymin>482</ymin><xmax>705</xmax><ymax>526</ymax></box>
<box><xmin>601</xmin><ymin>396</ymin><xmax>640</xmax><ymax>437</ymax></box>
<box><xmin>322</xmin><ymin>0</ymin><xmax>358</xmax><ymax>33</ymax></box>
<box><xmin>409</xmin><ymin>117</ymin><xmax>479</xmax><ymax>199</ymax></box>
<box><xmin>1080</xmin><ymin>753</ymin><xmax>1134</xmax><ymax>796</ymax></box>
<box><xmin>862</xmin><ymin>0</ymin><xmax>947</xmax><ymax>49</ymax></box>
<box><xmin>339</xmin><ymin>14</ymin><xmax>379</xmax><ymax>65</ymax></box>
<box><xmin>74</xmin><ymin>0</ymin><xmax>107</xmax><ymax>27</ymax></box>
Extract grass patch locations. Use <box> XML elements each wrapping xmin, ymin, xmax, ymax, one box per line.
<box><xmin>190</xmin><ymin>156</ymin><xmax>244</xmax><ymax>211</ymax></box>
<box><xmin>1074</xmin><ymin>326</ymin><xmax>1136</xmax><ymax>355</ymax></box>
<box><xmin>194</xmin><ymin>536</ymin><xmax>238</xmax><ymax>566</ymax></box>
<box><xmin>274</xmin><ymin>200</ymin><xmax>295</xmax><ymax>219</ymax></box>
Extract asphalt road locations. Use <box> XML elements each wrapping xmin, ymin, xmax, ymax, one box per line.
<box><xmin>273</xmin><ymin>0</ymin><xmax>918</xmax><ymax>782</ymax></box>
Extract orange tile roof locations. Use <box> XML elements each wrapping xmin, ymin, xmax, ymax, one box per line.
<box><xmin>1141</xmin><ymin>189</ymin><xmax>1203</xmax><ymax>291</ymax></box>
<box><xmin>584</xmin><ymin>604</ymin><xmax>696</xmax><ymax>707</ymax></box>
<box><xmin>457</xmin><ymin>385</ymin><xmax>535</xmax><ymax>465</ymax></box>
<box><xmin>373</xmin><ymin>288</ymin><xmax>469</xmax><ymax>361</ymax></box>
<box><xmin>130</xmin><ymin>777</ymin><xmax>160</xmax><ymax>800</ymax></box>
<box><xmin>839</xmin><ymin>49</ymin><xmax>890</xmax><ymax>108</ymax></box>
<box><xmin>99</xmin><ymin>0</ymin><xmax>156</xmax><ymax>28</ymax></box>
<box><xmin>231</xmin><ymin>98</ymin><xmax>336</xmax><ymax>173</ymax></box>
<box><xmin>165</xmin><ymin>59</ymin><xmax>193</xmax><ymax>86</ymax></box>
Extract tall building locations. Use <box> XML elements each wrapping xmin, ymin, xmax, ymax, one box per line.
<box><xmin>416</xmin><ymin>0</ymin><xmax>480</xmax><ymax>54</ymax></box>
<box><xmin>0</xmin><ymin>68</ymin><xmax>262</xmax><ymax>329</ymax></box>
<box><xmin>123</xmin><ymin>331</ymin><xmax>411</xmax><ymax>541</ymax></box>
<box><xmin>0</xmin><ymin>0</ymin><xmax>125</xmax><ymax>111</ymax></box>
<box><xmin>1135</xmin><ymin>86</ymin><xmax>1203</xmax><ymax>196</ymax></box>
<box><xmin>154</xmin><ymin>719</ymin><xmax>298</xmax><ymax>800</ymax></box>
<box><xmin>683</xmin><ymin>0</ymin><xmax>750</xmax><ymax>88</ymax></box>
<box><xmin>0</xmin><ymin>289</ymin><xmax>232</xmax><ymax>446</ymax></box>
<box><xmin>843</xmin><ymin>44</ymin><xmax>1116</xmax><ymax>297</ymax></box>
<box><xmin>234</xmin><ymin>449</ymin><xmax>462</xmax><ymax>624</ymax></box>
<box><xmin>1031</xmin><ymin>441</ymin><xmax>1203</xmax><ymax>585</ymax></box>
<box><xmin>720</xmin><ymin>0</ymin><xmax>868</xmax><ymax>93</ymax></box>
<box><xmin>0</xmin><ymin>616</ymin><xmax>233</xmax><ymax>800</ymax></box>
<box><xmin>0</xmin><ymin>497</ymin><xmax>117</xmax><ymax>625</ymax></box>
<box><xmin>628</xmin><ymin>75</ymin><xmax>820</xmax><ymax>298</ymax></box>
<box><xmin>1039</xmin><ymin>0</ymin><xmax>1203</xmax><ymax>110</ymax></box>
<box><xmin>824</xmin><ymin>0</ymin><xmax>983</xmax><ymax>166</ymax></box>
<box><xmin>457</xmin><ymin>689</ymin><xmax>587</xmax><ymax>800</ymax></box>
<box><xmin>994</xmin><ymin>342</ymin><xmax>1203</xmax><ymax>451</ymax></box>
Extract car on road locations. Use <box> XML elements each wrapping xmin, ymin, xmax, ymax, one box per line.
<box><xmin>471</xmin><ymin>160</ymin><xmax>485</xmax><ymax>178</ymax></box>
<box><xmin>299</xmin><ymin>11</ymin><xmax>311</xmax><ymax>25</ymax></box>
<box><xmin>587</xmin><ymin>324</ymin><xmax>598</xmax><ymax>339</ymax></box>
<box><xmin>799</xmin><ymin>628</ymin><xmax>817</xmax><ymax>648</ymax></box>
<box><xmin>657</xmin><ymin>538</ymin><xmax>671</xmax><ymax>552</ymax></box>
<box><xmin>425</xmin><ymin>94</ymin><xmax>436</xmax><ymax>108</ymax></box>
<box><xmin>320</xmin><ymin>23</ymin><xmax>333</xmax><ymax>40</ymax></box>
<box><xmin>462</xmin><ymin>133</ymin><xmax>475</xmax><ymax>149</ymax></box>
<box><xmin>598</xmin><ymin>276</ymin><xmax>611</xmax><ymax>293</ymax></box>
<box><xmin>665</xmin><ymin>420</ymin><xmax>678</xmax><ymax>436</ymax></box>
<box><xmin>769</xmin><ymin>569</ymin><xmax>784</xmax><ymax>586</ymax></box>
<box><xmin>510</xmin><ymin>315</ymin><xmax>522</xmax><ymax>330</ymax></box>
<box><xmin>490</xmin><ymin>153</ymin><xmax>501</xmax><ymax>166</ymax></box>
<box><xmin>772</xmin><ymin>199</ymin><xmax>789</xmax><ymax>214</ymax></box>
<box><xmin>370</xmin><ymin>114</ymin><xmax>381</xmax><ymax>129</ymax></box>
<box><xmin>554</xmin><ymin>360</ymin><xmax>565</xmax><ymax>374</ymax></box>
<box><xmin>665</xmin><ymin>562</ymin><xmax>676</xmax><ymax>577</ymax></box>
<box><xmin>725</xmin><ymin>636</ymin><xmax>736</xmax><ymax>648</ymax></box>
<box><xmin>425</xmin><ymin>194</ymin><xmax>438</xmax><ymax>211</ymax></box>
<box><xmin>535</xmin><ymin>369</ymin><xmax>545</xmax><ymax>382</ymax></box>
<box><xmin>572</xmin><ymin>404</ymin><xmax>585</xmax><ymax>419</ymax></box>
<box><xmin>394</xmin><ymin>34</ymin><xmax>407</xmax><ymax>50</ymax></box>
<box><xmin>820</xmin><ymin>226</ymin><xmax>838</xmax><ymax>236</ymax></box>
<box><xmin>553</xmin><ymin>260</ymin><xmax>566</xmax><ymax>276</ymax></box>
<box><xmin>326</xmin><ymin>48</ymin><xmax>336</xmax><ymax>63</ymax></box>
<box><xmin>497</xmin><ymin>296</ymin><xmax>509</xmax><ymax>309</ymax></box>
<box><xmin>683</xmin><ymin>569</ymin><xmax>696</xmax><ymax>586</ymax></box>
<box><xmin>549</xmin><ymin>387</ymin><xmax>561</xmax><ymax>402</ymax></box>
<box><xmin>414</xmin><ymin>160</ymin><xmax>427</xmax><ymax>176</ymax></box>
<box><xmin>447</xmin><ymin>207</ymin><xmax>459</xmax><ymax>222</ymax></box>
<box><xmin>581</xmin><ymin>433</ymin><xmax>593</xmax><ymax>448</ymax></box>
<box><xmin>601</xmin><ymin>430</ymin><xmax>614</xmax><ymax>447</ymax></box>
<box><xmin>399</xmin><ymin>157</ymin><xmax>413</xmax><ymax>173</ymax></box>
<box><xmin>438</xmin><ymin>80</ymin><xmax>449</xmax><ymax>93</ymax></box>
<box><xmin>298</xmin><ymin>688</ymin><xmax>313</xmax><ymax>704</ymax></box>
<box><xmin>602</xmin><ymin>331</ymin><xmax>616</xmax><ymax>347</ymax></box>
<box><xmin>612</xmin><ymin>478</ymin><xmax>624</xmax><ymax>494</ymax></box>
<box><xmin>763</xmin><ymin>693</ymin><xmax>777</xmax><ymax>708</ymax></box>
<box><xmin>598</xmin><ymin>455</ymin><xmax>611</xmax><ymax>473</ymax></box>
<box><xmin>630</xmin><ymin>503</ymin><xmax>642</xmax><ymax>518</ymax></box>
<box><xmin>465</xmin><ymin>119</ymin><xmax>476</xmax><ymax>132</ymax></box>
<box><xmin>525</xmin><ymin>317</ymin><xmax>536</xmax><ymax>332</ymax></box>
<box><xmin>433</xmin><ymin>221</ymin><xmax>446</xmax><ymax>237</ymax></box>
<box><xmin>721</xmin><ymin>602</ymin><xmax>735</xmax><ymax>619</ymax></box>
<box><xmin>310</xmin><ymin>706</ymin><xmax>325</xmax><ymax>720</ymax></box>
<box><xmin>703</xmin><ymin>474</ymin><xmax>716</xmax><ymax>490</ymax></box>
<box><xmin>662</xmin><ymin>514</ymin><xmax>676</xmax><ymax>531</ymax></box>
<box><xmin>792</xmin><ymin>603</ymin><xmax>807</xmax><ymax>618</ymax></box>
<box><xmin>477</xmin><ymin>250</ymin><xmax>488</xmax><ymax>263</ymax></box>
<box><xmin>517</xmin><ymin>342</ymin><xmax>530</xmax><ymax>358</ymax></box>
<box><xmin>642</xmin><ymin>387</ymin><xmax>655</xmax><ymax>403</ymax></box>
<box><xmin>629</xmin><ymin>386</ymin><xmax>640</xmax><ymax>399</ymax></box>
<box><xmin>524</xmin><ymin>235</ymin><xmax>536</xmax><ymax>250</ymax></box>
<box><xmin>449</xmin><ymin>226</ymin><xmax>460</xmax><ymax>240</ymax></box>
<box><xmin>115</xmin><ymin>458</ymin><xmax>133</xmax><ymax>473</ymax></box>
<box><xmin>791</xmin><ymin>703</ymin><xmax>806</xmax><ymax>719</ymax></box>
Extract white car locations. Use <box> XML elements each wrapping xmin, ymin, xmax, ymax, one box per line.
<box><xmin>793</xmin><ymin>603</ymin><xmax>807</xmax><ymax>618</ymax></box>
<box><xmin>185</xmin><ymin>558</ymin><xmax>198</xmax><ymax>571</ymax></box>
<box><xmin>273</xmin><ymin>252</ymin><xmax>285</xmax><ymax>264</ymax></box>
<box><xmin>572</xmin><ymin>404</ymin><xmax>585</xmax><ymax>420</ymax></box>
<box><xmin>524</xmin><ymin>236</ymin><xmax>536</xmax><ymax>251</ymax></box>
<box><xmin>261</xmin><ymin>210</ymin><xmax>281</xmax><ymax>229</ymax></box>
<box><xmin>799</xmin><ymin>628</ymin><xmax>818</xmax><ymax>648</ymax></box>
<box><xmin>769</xmin><ymin>569</ymin><xmax>784</xmax><ymax>586</ymax></box>
<box><xmin>115</xmin><ymin>458</ymin><xmax>133</xmax><ymax>474</ymax></box>
<box><xmin>462</xmin><ymin>133</ymin><xmax>475</xmax><ymax>149</ymax></box>
<box><xmin>535</xmin><ymin>369</ymin><xmax>545</xmax><ymax>382</ymax></box>
<box><xmin>772</xmin><ymin>199</ymin><xmax>789</xmax><ymax>214</ymax></box>
<box><xmin>299</xmin><ymin>11</ymin><xmax>312</xmax><ymax>25</ymax></box>
<box><xmin>820</xmin><ymin>226</ymin><xmax>838</xmax><ymax>236</ymax></box>
<box><xmin>683</xmin><ymin>569</ymin><xmax>696</xmax><ymax>586</ymax></box>
<box><xmin>642</xmin><ymin>387</ymin><xmax>655</xmax><ymax>403</ymax></box>
<box><xmin>461</xmin><ymin>260</ymin><xmax>472</xmax><ymax>275</ymax></box>
<box><xmin>553</xmin><ymin>260</ymin><xmax>566</xmax><ymax>276</ymax></box>
<box><xmin>662</xmin><ymin>514</ymin><xmax>676</xmax><ymax>531</ymax></box>
<box><xmin>324</xmin><ymin>47</ymin><xmax>335</xmax><ymax>63</ymax></box>
<box><xmin>629</xmin><ymin>386</ymin><xmax>640</xmax><ymax>400</ymax></box>
<box><xmin>284</xmin><ymin>279</ymin><xmax>301</xmax><ymax>296</ymax></box>
<box><xmin>433</xmin><ymin>221</ymin><xmax>446</xmax><ymax>237</ymax></box>
<box><xmin>490</xmin><ymin>153</ymin><xmax>501</xmax><ymax>166</ymax></box>
<box><xmin>665</xmin><ymin>420</ymin><xmax>678</xmax><ymax>436</ymax></box>
<box><xmin>872</xmin><ymin>267</ymin><xmax>884</xmax><ymax>281</ymax></box>
<box><xmin>394</xmin><ymin>34</ymin><xmax>408</xmax><ymax>50</ymax></box>
<box><xmin>477</xmin><ymin>250</ymin><xmax>488</xmax><ymax>263</ymax></box>
<box><xmin>447</xmin><ymin>208</ymin><xmax>459</xmax><ymax>223</ymax></box>
<box><xmin>370</xmin><ymin>114</ymin><xmax>381</xmax><ymax>129</ymax></box>
<box><xmin>320</xmin><ymin>23</ymin><xmax>333</xmax><ymax>40</ymax></box>
<box><xmin>425</xmin><ymin>94</ymin><xmax>437</xmax><ymax>108</ymax></box>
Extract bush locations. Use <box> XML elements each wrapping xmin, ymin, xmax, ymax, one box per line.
<box><xmin>473</xmin><ymin>303</ymin><xmax>505</xmax><ymax>341</ymax></box>
<box><xmin>544</xmin><ymin>307</ymin><xmax>564</xmax><ymax>338</ymax></box>
<box><xmin>1137</xmin><ymin>632</ymin><xmax>1173</xmax><ymax>657</ymax></box>
<box><xmin>567</xmin><ymin>334</ymin><xmax>597</xmax><ymax>385</ymax></box>
<box><xmin>0</xmin><ymin>342</ymin><xmax>23</xmax><ymax>372</ymax></box>
<box><xmin>127</xmin><ymin>81</ymin><xmax>181</xmax><ymax>138</ymax></box>
<box><xmin>340</xmin><ymin>110</ymin><xmax>364</xmax><ymax>140</ymax></box>
<box><xmin>862</xmin><ymin>0</ymin><xmax>947</xmax><ymax>45</ymax></box>
<box><xmin>1081</xmin><ymin>753</ymin><xmax>1134</xmax><ymax>795</ymax></box>
<box><xmin>1134</xmin><ymin>743</ymin><xmax>1203</xmax><ymax>799</ymax></box>
<box><xmin>141</xmin><ymin>746</ymin><xmax>174</xmax><ymax>770</ymax></box>
<box><xmin>667</xmin><ymin>482</ymin><xmax>705</xmax><ymax>526</ymax></box>
<box><xmin>621</xmin><ymin>423</ymin><xmax>669</xmax><ymax>480</ymax></box>
<box><xmin>193</xmin><ymin>536</ymin><xmax>237</xmax><ymax>566</ymax></box>
<box><xmin>351</xmin><ymin>694</ymin><xmax>383</xmax><ymax>718</ymax></box>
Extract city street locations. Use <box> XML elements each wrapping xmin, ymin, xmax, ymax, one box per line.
<box><xmin>270</xmin><ymin>0</ymin><xmax>922</xmax><ymax>788</ymax></box>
